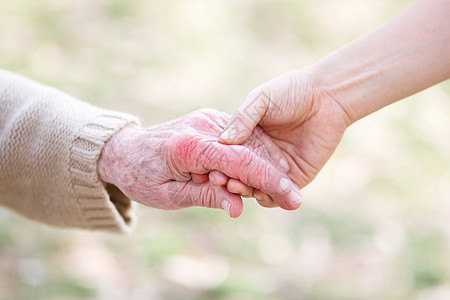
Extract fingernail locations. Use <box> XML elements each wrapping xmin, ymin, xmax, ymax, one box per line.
<box><xmin>220</xmin><ymin>127</ymin><xmax>237</xmax><ymax>141</ymax></box>
<box><xmin>280</xmin><ymin>158</ymin><xmax>289</xmax><ymax>170</ymax></box>
<box><xmin>254</xmin><ymin>193</ymin><xmax>263</xmax><ymax>201</ymax></box>
<box><xmin>279</xmin><ymin>178</ymin><xmax>293</xmax><ymax>193</ymax></box>
<box><xmin>290</xmin><ymin>188</ymin><xmax>302</xmax><ymax>205</ymax></box>
<box><xmin>221</xmin><ymin>200</ymin><xmax>231</xmax><ymax>216</ymax></box>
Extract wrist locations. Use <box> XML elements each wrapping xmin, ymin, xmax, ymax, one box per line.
<box><xmin>305</xmin><ymin>0</ymin><xmax>450</xmax><ymax>126</ymax></box>
<box><xmin>97</xmin><ymin>124</ymin><xmax>139</xmax><ymax>185</ymax></box>
<box><xmin>306</xmin><ymin>53</ymin><xmax>394</xmax><ymax>126</ymax></box>
<box><xmin>302</xmin><ymin>66</ymin><xmax>358</xmax><ymax>127</ymax></box>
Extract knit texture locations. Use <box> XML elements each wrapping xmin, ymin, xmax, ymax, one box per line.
<box><xmin>0</xmin><ymin>70</ymin><xmax>139</xmax><ymax>233</ymax></box>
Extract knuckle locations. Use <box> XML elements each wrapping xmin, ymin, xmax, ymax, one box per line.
<box><xmin>199</xmin><ymin>184</ymin><xmax>215</xmax><ymax>208</ymax></box>
<box><xmin>198</xmin><ymin>142</ymin><xmax>223</xmax><ymax>170</ymax></box>
<box><xmin>195</xmin><ymin>108</ymin><xmax>220</xmax><ymax>117</ymax></box>
<box><xmin>190</xmin><ymin>112</ymin><xmax>210</xmax><ymax>123</ymax></box>
<box><xmin>238</xmin><ymin>150</ymin><xmax>254</xmax><ymax>170</ymax></box>
<box><xmin>184</xmin><ymin>110</ymin><xmax>212</xmax><ymax>126</ymax></box>
<box><xmin>262</xmin><ymin>165</ymin><xmax>276</xmax><ymax>190</ymax></box>
<box><xmin>167</xmin><ymin>133</ymin><xmax>203</xmax><ymax>167</ymax></box>
<box><xmin>186</xmin><ymin>110</ymin><xmax>224</xmax><ymax>131</ymax></box>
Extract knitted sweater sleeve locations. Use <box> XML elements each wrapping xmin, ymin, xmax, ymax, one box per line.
<box><xmin>0</xmin><ymin>70</ymin><xmax>139</xmax><ymax>233</ymax></box>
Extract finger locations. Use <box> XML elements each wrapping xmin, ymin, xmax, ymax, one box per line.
<box><xmin>209</xmin><ymin>170</ymin><xmax>229</xmax><ymax>186</ymax></box>
<box><xmin>219</xmin><ymin>87</ymin><xmax>269</xmax><ymax>145</ymax></box>
<box><xmin>254</xmin><ymin>189</ymin><xmax>278</xmax><ymax>208</ymax></box>
<box><xmin>197</xmin><ymin>144</ymin><xmax>302</xmax><ymax>210</ymax></box>
<box><xmin>165</xmin><ymin>180</ymin><xmax>243</xmax><ymax>218</ymax></box>
<box><xmin>191</xmin><ymin>173</ymin><xmax>208</xmax><ymax>184</ymax></box>
<box><xmin>243</xmin><ymin>126</ymin><xmax>291</xmax><ymax>174</ymax></box>
<box><xmin>172</xmin><ymin>134</ymin><xmax>302</xmax><ymax>210</ymax></box>
<box><xmin>227</xmin><ymin>178</ymin><xmax>254</xmax><ymax>198</ymax></box>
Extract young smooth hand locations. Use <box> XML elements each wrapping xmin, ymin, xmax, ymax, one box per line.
<box><xmin>219</xmin><ymin>0</ymin><xmax>450</xmax><ymax>209</ymax></box>
<box><xmin>219</xmin><ymin>70</ymin><xmax>349</xmax><ymax>206</ymax></box>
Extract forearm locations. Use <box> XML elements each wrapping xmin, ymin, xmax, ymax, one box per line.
<box><xmin>0</xmin><ymin>69</ymin><xmax>138</xmax><ymax>232</ymax></box>
<box><xmin>308</xmin><ymin>0</ymin><xmax>450</xmax><ymax>124</ymax></box>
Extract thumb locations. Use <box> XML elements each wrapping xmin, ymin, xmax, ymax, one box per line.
<box><xmin>166</xmin><ymin>181</ymin><xmax>244</xmax><ymax>218</ymax></box>
<box><xmin>219</xmin><ymin>88</ymin><xmax>270</xmax><ymax>145</ymax></box>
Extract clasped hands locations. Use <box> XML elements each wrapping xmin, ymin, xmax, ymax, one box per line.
<box><xmin>98</xmin><ymin>70</ymin><xmax>350</xmax><ymax>217</ymax></box>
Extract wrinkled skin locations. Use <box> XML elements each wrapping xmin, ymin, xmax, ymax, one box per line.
<box><xmin>220</xmin><ymin>70</ymin><xmax>350</xmax><ymax>205</ymax></box>
<box><xmin>97</xmin><ymin>109</ymin><xmax>301</xmax><ymax>218</ymax></box>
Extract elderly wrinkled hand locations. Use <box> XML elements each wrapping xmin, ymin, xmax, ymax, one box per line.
<box><xmin>97</xmin><ymin>109</ymin><xmax>302</xmax><ymax>217</ymax></box>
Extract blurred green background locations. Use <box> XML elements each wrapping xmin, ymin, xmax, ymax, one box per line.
<box><xmin>1</xmin><ymin>0</ymin><xmax>450</xmax><ymax>299</ymax></box>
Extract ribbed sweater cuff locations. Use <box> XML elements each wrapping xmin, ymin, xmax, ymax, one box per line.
<box><xmin>69</xmin><ymin>112</ymin><xmax>139</xmax><ymax>233</ymax></box>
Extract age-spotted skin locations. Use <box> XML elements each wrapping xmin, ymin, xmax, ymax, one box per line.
<box><xmin>97</xmin><ymin>109</ymin><xmax>300</xmax><ymax>218</ymax></box>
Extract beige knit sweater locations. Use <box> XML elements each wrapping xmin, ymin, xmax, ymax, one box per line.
<box><xmin>0</xmin><ymin>69</ymin><xmax>139</xmax><ymax>233</ymax></box>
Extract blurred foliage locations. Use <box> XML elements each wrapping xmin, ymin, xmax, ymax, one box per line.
<box><xmin>1</xmin><ymin>0</ymin><xmax>449</xmax><ymax>299</ymax></box>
